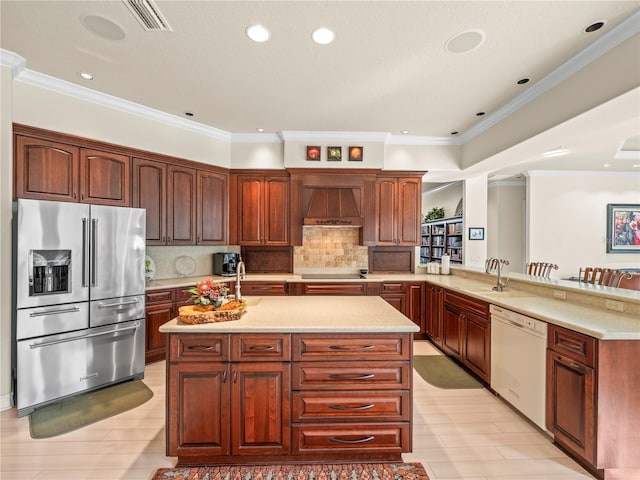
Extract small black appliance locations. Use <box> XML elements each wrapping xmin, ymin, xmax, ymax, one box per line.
<box><xmin>213</xmin><ymin>252</ymin><xmax>240</xmax><ymax>276</ymax></box>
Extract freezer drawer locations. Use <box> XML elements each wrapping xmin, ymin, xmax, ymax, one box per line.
<box><xmin>16</xmin><ymin>302</ymin><xmax>89</xmax><ymax>340</ymax></box>
<box><xmin>16</xmin><ymin>319</ymin><xmax>145</xmax><ymax>417</ymax></box>
<box><xmin>90</xmin><ymin>294</ymin><xmax>145</xmax><ymax>327</ymax></box>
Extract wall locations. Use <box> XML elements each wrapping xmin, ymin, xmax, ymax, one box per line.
<box><xmin>0</xmin><ymin>65</ymin><xmax>14</xmax><ymax>410</ymax></box>
<box><xmin>527</xmin><ymin>171</ymin><xmax>640</xmax><ymax>279</ymax></box>
<box><xmin>488</xmin><ymin>181</ymin><xmax>526</xmax><ymax>273</ymax></box>
<box><xmin>422</xmin><ymin>182</ymin><xmax>462</xmax><ymax>219</ymax></box>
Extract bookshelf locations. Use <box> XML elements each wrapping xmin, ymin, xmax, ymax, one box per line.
<box><xmin>420</xmin><ymin>217</ymin><xmax>463</xmax><ymax>264</ymax></box>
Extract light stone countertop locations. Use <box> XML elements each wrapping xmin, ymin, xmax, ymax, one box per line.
<box><xmin>159</xmin><ymin>295</ymin><xmax>420</xmax><ymax>333</ymax></box>
<box><xmin>151</xmin><ymin>269</ymin><xmax>640</xmax><ymax>340</ymax></box>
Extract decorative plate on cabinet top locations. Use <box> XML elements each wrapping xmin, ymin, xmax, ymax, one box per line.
<box><xmin>175</xmin><ymin>255</ymin><xmax>196</xmax><ymax>277</ymax></box>
<box><xmin>145</xmin><ymin>256</ymin><xmax>156</xmax><ymax>282</ymax></box>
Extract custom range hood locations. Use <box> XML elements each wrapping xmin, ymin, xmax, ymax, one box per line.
<box><xmin>302</xmin><ymin>187</ymin><xmax>364</xmax><ymax>227</ymax></box>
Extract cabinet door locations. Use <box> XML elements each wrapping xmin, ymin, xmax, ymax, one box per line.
<box><xmin>197</xmin><ymin>170</ymin><xmax>227</xmax><ymax>245</ymax></box>
<box><xmin>425</xmin><ymin>285</ymin><xmax>443</xmax><ymax>345</ymax></box>
<box><xmin>396</xmin><ymin>177</ymin><xmax>421</xmax><ymax>245</ymax></box>
<box><xmin>263</xmin><ymin>176</ymin><xmax>289</xmax><ymax>245</ymax></box>
<box><xmin>406</xmin><ymin>282</ymin><xmax>425</xmax><ymax>333</ymax></box>
<box><xmin>546</xmin><ymin>351</ymin><xmax>595</xmax><ymax>464</ymax></box>
<box><xmin>231</xmin><ymin>363</ymin><xmax>291</xmax><ymax>456</ymax></box>
<box><xmin>15</xmin><ymin>135</ymin><xmax>79</xmax><ymax>202</ymax></box>
<box><xmin>167</xmin><ymin>165</ymin><xmax>196</xmax><ymax>245</ymax></box>
<box><xmin>167</xmin><ymin>363</ymin><xmax>230</xmax><ymax>457</ymax></box>
<box><xmin>145</xmin><ymin>302</ymin><xmax>172</xmax><ymax>363</ymax></box>
<box><xmin>381</xmin><ymin>292</ymin><xmax>406</xmax><ymax>315</ymax></box>
<box><xmin>463</xmin><ymin>313</ymin><xmax>490</xmax><ymax>383</ymax></box>
<box><xmin>442</xmin><ymin>305</ymin><xmax>463</xmax><ymax>359</ymax></box>
<box><xmin>376</xmin><ymin>178</ymin><xmax>398</xmax><ymax>245</ymax></box>
<box><xmin>80</xmin><ymin>148</ymin><xmax>130</xmax><ymax>206</ymax></box>
<box><xmin>132</xmin><ymin>158</ymin><xmax>166</xmax><ymax>245</ymax></box>
<box><xmin>237</xmin><ymin>176</ymin><xmax>263</xmax><ymax>245</ymax></box>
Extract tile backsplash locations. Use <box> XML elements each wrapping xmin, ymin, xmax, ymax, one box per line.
<box><xmin>146</xmin><ymin>246</ymin><xmax>239</xmax><ymax>280</ymax></box>
<box><xmin>293</xmin><ymin>227</ymin><xmax>368</xmax><ymax>273</ymax></box>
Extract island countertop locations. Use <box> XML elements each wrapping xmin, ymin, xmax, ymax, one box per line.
<box><xmin>159</xmin><ymin>295</ymin><xmax>420</xmax><ymax>333</ymax></box>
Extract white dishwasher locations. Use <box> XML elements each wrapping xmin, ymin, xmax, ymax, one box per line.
<box><xmin>490</xmin><ymin>305</ymin><xmax>548</xmax><ymax>432</ymax></box>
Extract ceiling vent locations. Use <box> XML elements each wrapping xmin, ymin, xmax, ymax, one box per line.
<box><xmin>123</xmin><ymin>0</ymin><xmax>172</xmax><ymax>31</ymax></box>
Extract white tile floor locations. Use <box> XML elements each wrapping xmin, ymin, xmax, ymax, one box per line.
<box><xmin>0</xmin><ymin>340</ymin><xmax>596</xmax><ymax>480</ymax></box>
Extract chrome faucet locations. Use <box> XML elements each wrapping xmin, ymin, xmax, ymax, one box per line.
<box><xmin>235</xmin><ymin>259</ymin><xmax>246</xmax><ymax>301</ymax></box>
<box><xmin>485</xmin><ymin>257</ymin><xmax>509</xmax><ymax>292</ymax></box>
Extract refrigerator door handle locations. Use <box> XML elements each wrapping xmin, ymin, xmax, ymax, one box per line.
<box><xmin>91</xmin><ymin>218</ymin><xmax>98</xmax><ymax>287</ymax></box>
<box><xmin>82</xmin><ymin>217</ymin><xmax>89</xmax><ymax>287</ymax></box>
<box><xmin>29</xmin><ymin>306</ymin><xmax>81</xmax><ymax>317</ymax></box>
<box><xmin>29</xmin><ymin>322</ymin><xmax>141</xmax><ymax>349</ymax></box>
<box><xmin>28</xmin><ymin>250</ymin><xmax>34</xmax><ymax>287</ymax></box>
<box><xmin>97</xmin><ymin>299</ymin><xmax>140</xmax><ymax>309</ymax></box>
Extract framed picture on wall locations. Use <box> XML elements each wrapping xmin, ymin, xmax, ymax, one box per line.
<box><xmin>468</xmin><ymin>227</ymin><xmax>484</xmax><ymax>240</ymax></box>
<box><xmin>606</xmin><ymin>203</ymin><xmax>640</xmax><ymax>253</ymax></box>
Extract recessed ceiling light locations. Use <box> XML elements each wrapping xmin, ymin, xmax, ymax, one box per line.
<box><xmin>312</xmin><ymin>27</ymin><xmax>335</xmax><ymax>45</ymax></box>
<box><xmin>603</xmin><ymin>163</ymin><xmax>611</xmax><ymax>167</ymax></box>
<box><xmin>517</xmin><ymin>78</ymin><xmax>530</xmax><ymax>85</ymax></box>
<box><xmin>633</xmin><ymin>164</ymin><xmax>640</xmax><ymax>168</ymax></box>
<box><xmin>184</xmin><ymin>112</ymin><xmax>194</xmax><ymax>117</ymax></box>
<box><xmin>256</xmin><ymin>128</ymin><xmax>264</xmax><ymax>133</ymax></box>
<box><xmin>246</xmin><ymin>24</ymin><xmax>270</xmax><ymax>42</ymax></box>
<box><xmin>79</xmin><ymin>72</ymin><xmax>94</xmax><ymax>80</ymax></box>
<box><xmin>451</xmin><ymin>131</ymin><xmax>459</xmax><ymax>135</ymax></box>
<box><xmin>444</xmin><ymin>29</ymin><xmax>486</xmax><ymax>54</ymax></box>
<box><xmin>401</xmin><ymin>130</ymin><xmax>409</xmax><ymax>134</ymax></box>
<box><xmin>476</xmin><ymin>112</ymin><xmax>485</xmax><ymax>116</ymax></box>
<box><xmin>585</xmin><ymin>21</ymin><xmax>605</xmax><ymax>33</ymax></box>
<box><xmin>542</xmin><ymin>147</ymin><xmax>569</xmax><ymax>158</ymax></box>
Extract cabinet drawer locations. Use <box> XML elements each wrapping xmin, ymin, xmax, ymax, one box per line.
<box><xmin>240</xmin><ymin>281</ymin><xmax>288</xmax><ymax>296</ymax></box>
<box><xmin>231</xmin><ymin>334</ymin><xmax>291</xmax><ymax>361</ymax></box>
<box><xmin>444</xmin><ymin>289</ymin><xmax>489</xmax><ymax>318</ymax></box>
<box><xmin>293</xmin><ymin>362</ymin><xmax>410</xmax><ymax>390</ymax></box>
<box><xmin>382</xmin><ymin>282</ymin><xmax>405</xmax><ymax>292</ymax></box>
<box><xmin>548</xmin><ymin>324</ymin><xmax>595</xmax><ymax>367</ymax></box>
<box><xmin>175</xmin><ymin>286</ymin><xmax>196</xmax><ymax>302</ymax></box>
<box><xmin>293</xmin><ymin>423</ymin><xmax>409</xmax><ymax>454</ymax></box>
<box><xmin>169</xmin><ymin>334</ymin><xmax>229</xmax><ymax>362</ymax></box>
<box><xmin>297</xmin><ymin>283</ymin><xmax>367</xmax><ymax>295</ymax></box>
<box><xmin>292</xmin><ymin>334</ymin><xmax>411</xmax><ymax>361</ymax></box>
<box><xmin>292</xmin><ymin>391</ymin><xmax>410</xmax><ymax>422</ymax></box>
<box><xmin>146</xmin><ymin>289</ymin><xmax>175</xmax><ymax>304</ymax></box>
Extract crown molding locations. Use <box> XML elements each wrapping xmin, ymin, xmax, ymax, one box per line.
<box><xmin>279</xmin><ymin>131</ymin><xmax>390</xmax><ymax>143</ymax></box>
<box><xmin>12</xmin><ymin>66</ymin><xmax>232</xmax><ymax>141</ymax></box>
<box><xmin>460</xmin><ymin>9</ymin><xmax>640</xmax><ymax>144</ymax></box>
<box><xmin>524</xmin><ymin>170</ymin><xmax>640</xmax><ymax>178</ymax></box>
<box><xmin>387</xmin><ymin>134</ymin><xmax>459</xmax><ymax>146</ymax></box>
<box><xmin>231</xmin><ymin>133</ymin><xmax>282</xmax><ymax>144</ymax></box>
<box><xmin>488</xmin><ymin>179</ymin><xmax>526</xmax><ymax>188</ymax></box>
<box><xmin>0</xmin><ymin>49</ymin><xmax>26</xmax><ymax>77</ymax></box>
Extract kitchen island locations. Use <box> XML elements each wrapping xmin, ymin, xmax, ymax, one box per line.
<box><xmin>160</xmin><ymin>295</ymin><xmax>419</xmax><ymax>466</ymax></box>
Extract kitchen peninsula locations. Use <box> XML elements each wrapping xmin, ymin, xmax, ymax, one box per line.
<box><xmin>159</xmin><ymin>295</ymin><xmax>419</xmax><ymax>466</ymax></box>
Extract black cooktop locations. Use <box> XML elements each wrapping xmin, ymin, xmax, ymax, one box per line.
<box><xmin>300</xmin><ymin>273</ymin><xmax>365</xmax><ymax>279</ymax></box>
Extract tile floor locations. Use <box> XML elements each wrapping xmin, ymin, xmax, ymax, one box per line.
<box><xmin>0</xmin><ymin>341</ymin><xmax>596</xmax><ymax>480</ymax></box>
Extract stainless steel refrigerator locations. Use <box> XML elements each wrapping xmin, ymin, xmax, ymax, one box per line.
<box><xmin>12</xmin><ymin>199</ymin><xmax>146</xmax><ymax>417</ymax></box>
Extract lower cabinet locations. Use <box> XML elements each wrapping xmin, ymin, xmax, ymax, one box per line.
<box><xmin>441</xmin><ymin>289</ymin><xmax>490</xmax><ymax>384</ymax></box>
<box><xmin>380</xmin><ymin>282</ymin><xmax>425</xmax><ymax>335</ymax></box>
<box><xmin>290</xmin><ymin>282</ymin><xmax>369</xmax><ymax>296</ymax></box>
<box><xmin>166</xmin><ymin>331</ymin><xmax>413</xmax><ymax>465</ymax></box>
<box><xmin>424</xmin><ymin>284</ymin><xmax>443</xmax><ymax>345</ymax></box>
<box><xmin>145</xmin><ymin>286</ymin><xmax>194</xmax><ymax>363</ymax></box>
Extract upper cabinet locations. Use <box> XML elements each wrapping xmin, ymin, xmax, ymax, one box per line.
<box><xmin>132</xmin><ymin>158</ymin><xmax>167</xmax><ymax>245</ymax></box>
<box><xmin>15</xmin><ymin>133</ymin><xmax>130</xmax><ymax>206</ymax></box>
<box><xmin>230</xmin><ymin>173</ymin><xmax>290</xmax><ymax>246</ymax></box>
<box><xmin>79</xmin><ymin>149</ymin><xmax>130</xmax><ymax>206</ymax></box>
<box><xmin>166</xmin><ymin>165</ymin><xmax>197</xmax><ymax>245</ymax></box>
<box><xmin>375</xmin><ymin>174</ymin><xmax>422</xmax><ymax>246</ymax></box>
<box><xmin>197</xmin><ymin>170</ymin><xmax>227</xmax><ymax>245</ymax></box>
<box><xmin>15</xmin><ymin>135</ymin><xmax>80</xmax><ymax>202</ymax></box>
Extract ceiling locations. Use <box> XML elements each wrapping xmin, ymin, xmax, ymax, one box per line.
<box><xmin>1</xmin><ymin>1</ymin><xmax>639</xmax><ymax>184</ymax></box>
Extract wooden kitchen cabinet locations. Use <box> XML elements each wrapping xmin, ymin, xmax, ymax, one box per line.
<box><xmin>166</xmin><ymin>165</ymin><xmax>197</xmax><ymax>245</ymax></box>
<box><xmin>233</xmin><ymin>173</ymin><xmax>290</xmax><ymax>246</ymax></box>
<box><xmin>545</xmin><ymin>324</ymin><xmax>640</xmax><ymax>478</ymax></box>
<box><xmin>290</xmin><ymin>282</ymin><xmax>369</xmax><ymax>296</ymax></box>
<box><xmin>424</xmin><ymin>283</ymin><xmax>443</xmax><ymax>345</ymax></box>
<box><xmin>197</xmin><ymin>170</ymin><xmax>227</xmax><ymax>245</ymax></box>
<box><xmin>441</xmin><ymin>289</ymin><xmax>490</xmax><ymax>383</ymax></box>
<box><xmin>380</xmin><ymin>282</ymin><xmax>425</xmax><ymax>335</ymax></box>
<box><xmin>375</xmin><ymin>175</ymin><xmax>421</xmax><ymax>246</ymax></box>
<box><xmin>132</xmin><ymin>158</ymin><xmax>167</xmax><ymax>244</ymax></box>
<box><xmin>79</xmin><ymin>148</ymin><xmax>130</xmax><ymax>206</ymax></box>
<box><xmin>14</xmin><ymin>135</ymin><xmax>80</xmax><ymax>202</ymax></box>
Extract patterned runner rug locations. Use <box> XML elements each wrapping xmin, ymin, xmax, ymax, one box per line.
<box><xmin>151</xmin><ymin>462</ymin><xmax>430</xmax><ymax>480</ymax></box>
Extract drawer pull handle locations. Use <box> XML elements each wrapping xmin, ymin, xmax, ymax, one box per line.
<box><xmin>328</xmin><ymin>373</ymin><xmax>375</xmax><ymax>380</ymax></box>
<box><xmin>329</xmin><ymin>345</ymin><xmax>375</xmax><ymax>351</ymax></box>
<box><xmin>329</xmin><ymin>404</ymin><xmax>375</xmax><ymax>411</ymax></box>
<box><xmin>329</xmin><ymin>436</ymin><xmax>375</xmax><ymax>444</ymax></box>
<box><xmin>248</xmin><ymin>345</ymin><xmax>276</xmax><ymax>351</ymax></box>
<box><xmin>186</xmin><ymin>345</ymin><xmax>215</xmax><ymax>351</ymax></box>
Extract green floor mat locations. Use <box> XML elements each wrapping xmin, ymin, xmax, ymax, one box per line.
<box><xmin>29</xmin><ymin>380</ymin><xmax>153</xmax><ymax>439</ymax></box>
<box><xmin>413</xmin><ymin>355</ymin><xmax>483</xmax><ymax>389</ymax></box>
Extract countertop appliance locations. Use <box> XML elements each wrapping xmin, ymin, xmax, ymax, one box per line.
<box><xmin>12</xmin><ymin>199</ymin><xmax>146</xmax><ymax>417</ymax></box>
<box><xmin>490</xmin><ymin>305</ymin><xmax>548</xmax><ymax>432</ymax></box>
<box><xmin>213</xmin><ymin>252</ymin><xmax>240</xmax><ymax>276</ymax></box>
